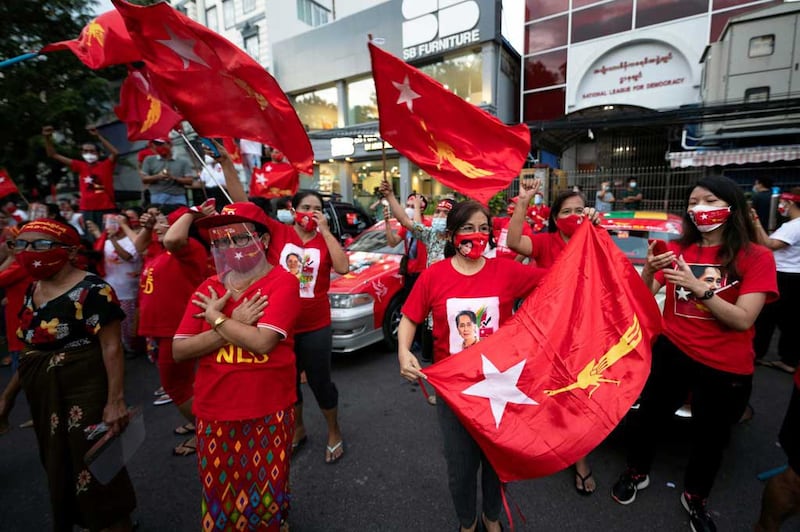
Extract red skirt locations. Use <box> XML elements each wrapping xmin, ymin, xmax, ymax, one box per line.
<box><xmin>196</xmin><ymin>409</ymin><xmax>294</xmax><ymax>531</ymax></box>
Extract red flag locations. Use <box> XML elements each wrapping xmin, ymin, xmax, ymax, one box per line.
<box><xmin>222</xmin><ymin>138</ymin><xmax>243</xmax><ymax>165</ymax></box>
<box><xmin>40</xmin><ymin>10</ymin><xmax>141</xmax><ymax>69</ymax></box>
<box><xmin>114</xmin><ymin>66</ymin><xmax>183</xmax><ymax>141</ymax></box>
<box><xmin>369</xmin><ymin>43</ymin><xmax>530</xmax><ymax>205</ymax></box>
<box><xmin>112</xmin><ymin>0</ymin><xmax>313</xmax><ymax>175</ymax></box>
<box><xmin>249</xmin><ymin>162</ymin><xmax>300</xmax><ymax>199</ymax></box>
<box><xmin>0</xmin><ymin>169</ymin><xmax>21</xmax><ymax>199</ymax></box>
<box><xmin>423</xmin><ymin>223</ymin><xmax>662</xmax><ymax>482</ymax></box>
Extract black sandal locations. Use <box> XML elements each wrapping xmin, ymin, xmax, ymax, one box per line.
<box><xmin>173</xmin><ymin>422</ymin><xmax>196</xmax><ymax>435</ymax></box>
<box><xmin>575</xmin><ymin>469</ymin><xmax>596</xmax><ymax>496</ymax></box>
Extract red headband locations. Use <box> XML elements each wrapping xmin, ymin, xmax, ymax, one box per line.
<box><xmin>779</xmin><ymin>193</ymin><xmax>800</xmax><ymax>203</ymax></box>
<box><xmin>437</xmin><ymin>200</ymin><xmax>453</xmax><ymax>212</ymax></box>
<box><xmin>19</xmin><ymin>219</ymin><xmax>80</xmax><ymax>246</ymax></box>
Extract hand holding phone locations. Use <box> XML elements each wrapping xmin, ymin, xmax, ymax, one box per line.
<box><xmin>201</xmin><ymin>138</ymin><xmax>221</xmax><ymax>158</ymax></box>
<box><xmin>648</xmin><ymin>239</ymin><xmax>669</xmax><ymax>257</ymax></box>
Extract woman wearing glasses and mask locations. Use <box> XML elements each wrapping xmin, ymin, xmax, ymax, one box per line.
<box><xmin>11</xmin><ymin>219</ymin><xmax>136</xmax><ymax>531</ymax></box>
<box><xmin>397</xmin><ymin>201</ymin><xmax>546</xmax><ymax>532</ymax></box>
<box><xmin>173</xmin><ymin>202</ymin><xmax>301</xmax><ymax>532</ymax></box>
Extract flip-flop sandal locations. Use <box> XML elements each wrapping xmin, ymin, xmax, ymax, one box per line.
<box><xmin>325</xmin><ymin>441</ymin><xmax>344</xmax><ymax>464</ymax></box>
<box><xmin>173</xmin><ymin>438</ymin><xmax>197</xmax><ymax>457</ymax></box>
<box><xmin>173</xmin><ymin>422</ymin><xmax>196</xmax><ymax>435</ymax></box>
<box><xmin>291</xmin><ymin>435</ymin><xmax>307</xmax><ymax>452</ymax></box>
<box><xmin>575</xmin><ymin>469</ymin><xmax>595</xmax><ymax>496</ymax></box>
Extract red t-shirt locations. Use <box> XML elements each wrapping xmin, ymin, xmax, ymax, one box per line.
<box><xmin>528</xmin><ymin>231</ymin><xmax>567</xmax><ymax>268</ymax></box>
<box><xmin>138</xmin><ymin>239</ymin><xmax>209</xmax><ymax>337</ymax></box>
<box><xmin>137</xmin><ymin>148</ymin><xmax>156</xmax><ymax>165</ymax></box>
<box><xmin>655</xmin><ymin>242</ymin><xmax>778</xmax><ymax>375</ymax></box>
<box><xmin>493</xmin><ymin>217</ymin><xmax>534</xmax><ymax>260</ymax></box>
<box><xmin>399</xmin><ymin>226</ymin><xmax>428</xmax><ymax>274</ymax></box>
<box><xmin>70</xmin><ymin>158</ymin><xmax>116</xmax><ymax>211</ymax></box>
<box><xmin>265</xmin><ymin>218</ymin><xmax>333</xmax><ymax>333</ymax></box>
<box><xmin>402</xmin><ymin>258</ymin><xmax>545</xmax><ymax>362</ymax></box>
<box><xmin>0</xmin><ymin>262</ymin><xmax>32</xmax><ymax>352</ymax></box>
<box><xmin>174</xmin><ymin>268</ymin><xmax>301</xmax><ymax>420</ymax></box>
<box><xmin>527</xmin><ymin>205</ymin><xmax>551</xmax><ymax>233</ymax></box>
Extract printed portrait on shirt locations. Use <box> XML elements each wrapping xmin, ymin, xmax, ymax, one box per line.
<box><xmin>446</xmin><ymin>296</ymin><xmax>500</xmax><ymax>354</ymax></box>
<box><xmin>279</xmin><ymin>244</ymin><xmax>319</xmax><ymax>298</ymax></box>
<box><xmin>674</xmin><ymin>262</ymin><xmax>739</xmax><ymax>320</ymax></box>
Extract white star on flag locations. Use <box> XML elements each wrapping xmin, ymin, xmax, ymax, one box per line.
<box><xmin>234</xmin><ymin>252</ymin><xmax>244</xmax><ymax>260</ymax></box>
<box><xmin>0</xmin><ymin>177</ymin><xmax>5</xmax><ymax>183</ymax></box>
<box><xmin>392</xmin><ymin>75</ymin><xmax>420</xmax><ymax>112</ymax></box>
<box><xmin>83</xmin><ymin>176</ymin><xmax>93</xmax><ymax>184</ymax></box>
<box><xmin>462</xmin><ymin>354</ymin><xmax>538</xmax><ymax>429</ymax></box>
<box><xmin>676</xmin><ymin>286</ymin><xmax>691</xmax><ymax>300</ymax></box>
<box><xmin>156</xmin><ymin>26</ymin><xmax>210</xmax><ymax>70</ymax></box>
<box><xmin>33</xmin><ymin>260</ymin><xmax>42</xmax><ymax>268</ymax></box>
<box><xmin>265</xmin><ymin>165</ymin><xmax>273</xmax><ymax>172</ymax></box>
<box><xmin>256</xmin><ymin>175</ymin><xmax>268</xmax><ymax>186</ymax></box>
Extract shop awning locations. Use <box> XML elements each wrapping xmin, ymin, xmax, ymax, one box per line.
<box><xmin>667</xmin><ymin>145</ymin><xmax>800</xmax><ymax>168</ymax></box>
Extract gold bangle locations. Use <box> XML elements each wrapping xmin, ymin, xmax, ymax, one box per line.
<box><xmin>212</xmin><ymin>316</ymin><xmax>227</xmax><ymax>331</ymax></box>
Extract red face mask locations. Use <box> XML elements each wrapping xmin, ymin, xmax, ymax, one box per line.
<box><xmin>219</xmin><ymin>240</ymin><xmax>264</xmax><ymax>273</ymax></box>
<box><xmin>295</xmin><ymin>211</ymin><xmax>318</xmax><ymax>232</ymax></box>
<box><xmin>155</xmin><ymin>145</ymin><xmax>171</xmax><ymax>158</ymax></box>
<box><xmin>555</xmin><ymin>214</ymin><xmax>584</xmax><ymax>237</ymax></box>
<box><xmin>454</xmin><ymin>233</ymin><xmax>489</xmax><ymax>260</ymax></box>
<box><xmin>16</xmin><ymin>248</ymin><xmax>70</xmax><ymax>280</ymax></box>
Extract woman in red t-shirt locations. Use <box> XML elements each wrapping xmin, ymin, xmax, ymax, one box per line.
<box><xmin>398</xmin><ymin>201</ymin><xmax>545</xmax><ymax>532</ymax></box>
<box><xmin>611</xmin><ymin>176</ymin><xmax>778</xmax><ymax>532</ymax></box>
<box><xmin>173</xmin><ymin>202</ymin><xmax>300</xmax><ymax>532</ymax></box>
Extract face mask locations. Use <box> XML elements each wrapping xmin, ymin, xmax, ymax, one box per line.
<box><xmin>276</xmin><ymin>209</ymin><xmax>294</xmax><ymax>224</ymax></box>
<box><xmin>404</xmin><ymin>207</ymin><xmax>416</xmax><ymax>219</ymax></box>
<box><xmin>127</xmin><ymin>217</ymin><xmax>140</xmax><ymax>229</ymax></box>
<box><xmin>778</xmin><ymin>203</ymin><xmax>790</xmax><ymax>217</ymax></box>
<box><xmin>688</xmin><ymin>204</ymin><xmax>731</xmax><ymax>233</ymax></box>
<box><xmin>533</xmin><ymin>195</ymin><xmax>543</xmax><ymax>206</ymax></box>
<box><xmin>431</xmin><ymin>217</ymin><xmax>447</xmax><ymax>233</ymax></box>
<box><xmin>82</xmin><ymin>153</ymin><xmax>98</xmax><ymax>164</ymax></box>
<box><xmin>629</xmin><ymin>182</ymin><xmax>637</xmax><ymax>189</ymax></box>
<box><xmin>454</xmin><ymin>233</ymin><xmax>488</xmax><ymax>260</ymax></box>
<box><xmin>555</xmin><ymin>214</ymin><xmax>583</xmax><ymax>237</ymax></box>
<box><xmin>155</xmin><ymin>146</ymin><xmax>171</xmax><ymax>158</ymax></box>
<box><xmin>204</xmin><ymin>155</ymin><xmax>215</xmax><ymax>164</ymax></box>
<box><xmin>752</xmin><ymin>186</ymin><xmax>759</xmax><ymax>193</ymax></box>
<box><xmin>16</xmin><ymin>248</ymin><xmax>71</xmax><ymax>280</ymax></box>
<box><xmin>218</xmin><ymin>240</ymin><xmax>265</xmax><ymax>273</ymax></box>
<box><xmin>295</xmin><ymin>211</ymin><xmax>318</xmax><ymax>232</ymax></box>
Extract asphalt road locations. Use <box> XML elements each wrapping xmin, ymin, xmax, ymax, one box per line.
<box><xmin>1</xmin><ymin>342</ymin><xmax>798</xmax><ymax>531</ymax></box>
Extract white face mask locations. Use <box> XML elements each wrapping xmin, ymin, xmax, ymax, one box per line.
<box><xmin>204</xmin><ymin>155</ymin><xmax>215</xmax><ymax>164</ymax></box>
<box><xmin>276</xmin><ymin>209</ymin><xmax>294</xmax><ymax>224</ymax></box>
<box><xmin>533</xmin><ymin>195</ymin><xmax>543</xmax><ymax>205</ymax></box>
<box><xmin>82</xmin><ymin>153</ymin><xmax>98</xmax><ymax>164</ymax></box>
<box><xmin>404</xmin><ymin>207</ymin><xmax>416</xmax><ymax>219</ymax></box>
<box><xmin>431</xmin><ymin>217</ymin><xmax>447</xmax><ymax>233</ymax></box>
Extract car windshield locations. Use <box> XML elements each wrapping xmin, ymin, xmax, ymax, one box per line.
<box><xmin>347</xmin><ymin>228</ymin><xmax>404</xmax><ymax>254</ymax></box>
<box><xmin>606</xmin><ymin>229</ymin><xmax>678</xmax><ymax>264</ymax></box>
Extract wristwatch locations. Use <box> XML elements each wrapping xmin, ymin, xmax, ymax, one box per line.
<box><xmin>212</xmin><ymin>315</ymin><xmax>228</xmax><ymax>331</ymax></box>
<box><xmin>697</xmin><ymin>290</ymin><xmax>715</xmax><ymax>301</ymax></box>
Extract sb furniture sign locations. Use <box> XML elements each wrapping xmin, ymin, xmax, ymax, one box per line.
<box><xmin>572</xmin><ymin>40</ymin><xmax>698</xmax><ymax>111</ymax></box>
<box><xmin>401</xmin><ymin>0</ymin><xmax>495</xmax><ymax>60</ymax></box>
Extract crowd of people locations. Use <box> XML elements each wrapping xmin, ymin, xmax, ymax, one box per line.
<box><xmin>0</xmin><ymin>128</ymin><xmax>798</xmax><ymax>532</ymax></box>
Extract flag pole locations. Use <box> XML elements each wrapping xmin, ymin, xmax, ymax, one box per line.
<box><xmin>178</xmin><ymin>131</ymin><xmax>234</xmax><ymax>204</ymax></box>
<box><xmin>0</xmin><ymin>52</ymin><xmax>39</xmax><ymax>70</ymax></box>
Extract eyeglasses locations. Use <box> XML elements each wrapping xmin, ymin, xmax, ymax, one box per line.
<box><xmin>211</xmin><ymin>233</ymin><xmax>254</xmax><ymax>249</ymax></box>
<box><xmin>9</xmin><ymin>239</ymin><xmax>70</xmax><ymax>251</ymax></box>
<box><xmin>457</xmin><ymin>224</ymin><xmax>491</xmax><ymax>234</ymax></box>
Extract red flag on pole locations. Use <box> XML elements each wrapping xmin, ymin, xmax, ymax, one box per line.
<box><xmin>114</xmin><ymin>66</ymin><xmax>183</xmax><ymax>141</ymax></box>
<box><xmin>422</xmin><ymin>222</ymin><xmax>662</xmax><ymax>482</ymax></box>
<box><xmin>249</xmin><ymin>162</ymin><xmax>300</xmax><ymax>199</ymax></box>
<box><xmin>0</xmin><ymin>169</ymin><xmax>21</xmax><ymax>199</ymax></box>
<box><xmin>40</xmin><ymin>10</ymin><xmax>141</xmax><ymax>69</ymax></box>
<box><xmin>369</xmin><ymin>42</ymin><xmax>530</xmax><ymax>205</ymax></box>
<box><xmin>222</xmin><ymin>139</ymin><xmax>243</xmax><ymax>165</ymax></box>
<box><xmin>112</xmin><ymin>0</ymin><xmax>313</xmax><ymax>175</ymax></box>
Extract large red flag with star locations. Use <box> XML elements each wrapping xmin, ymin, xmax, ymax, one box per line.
<box><xmin>40</xmin><ymin>10</ymin><xmax>141</xmax><ymax>69</ymax></box>
<box><xmin>114</xmin><ymin>66</ymin><xmax>183</xmax><ymax>141</ymax></box>
<box><xmin>369</xmin><ymin>42</ymin><xmax>530</xmax><ymax>205</ymax></box>
<box><xmin>423</xmin><ymin>222</ymin><xmax>662</xmax><ymax>482</ymax></box>
<box><xmin>112</xmin><ymin>0</ymin><xmax>313</xmax><ymax>175</ymax></box>
<box><xmin>0</xmin><ymin>169</ymin><xmax>20</xmax><ymax>199</ymax></box>
<box><xmin>249</xmin><ymin>162</ymin><xmax>300</xmax><ymax>199</ymax></box>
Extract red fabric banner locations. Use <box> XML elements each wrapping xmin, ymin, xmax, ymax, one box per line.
<box><xmin>40</xmin><ymin>10</ymin><xmax>141</xmax><ymax>69</ymax></box>
<box><xmin>423</xmin><ymin>222</ymin><xmax>662</xmax><ymax>482</ymax></box>
<box><xmin>114</xmin><ymin>66</ymin><xmax>183</xmax><ymax>141</ymax></box>
<box><xmin>112</xmin><ymin>0</ymin><xmax>313</xmax><ymax>175</ymax></box>
<box><xmin>249</xmin><ymin>162</ymin><xmax>299</xmax><ymax>199</ymax></box>
<box><xmin>369</xmin><ymin>42</ymin><xmax>530</xmax><ymax>205</ymax></box>
<box><xmin>222</xmin><ymin>138</ymin><xmax>243</xmax><ymax>165</ymax></box>
<box><xmin>0</xmin><ymin>169</ymin><xmax>21</xmax><ymax>199</ymax></box>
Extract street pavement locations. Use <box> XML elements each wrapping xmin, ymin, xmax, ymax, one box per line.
<box><xmin>1</xmin><ymin>343</ymin><xmax>798</xmax><ymax>531</ymax></box>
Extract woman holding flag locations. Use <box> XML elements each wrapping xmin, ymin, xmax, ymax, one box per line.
<box><xmin>611</xmin><ymin>176</ymin><xmax>777</xmax><ymax>532</ymax></box>
<box><xmin>397</xmin><ymin>200</ymin><xmax>546</xmax><ymax>532</ymax></box>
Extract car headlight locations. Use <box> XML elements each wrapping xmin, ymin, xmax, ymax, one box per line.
<box><xmin>329</xmin><ymin>293</ymin><xmax>374</xmax><ymax>309</ymax></box>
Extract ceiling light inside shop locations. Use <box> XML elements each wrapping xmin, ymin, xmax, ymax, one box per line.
<box><xmin>603</xmin><ymin>105</ymin><xmax>615</xmax><ymax>110</ymax></box>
